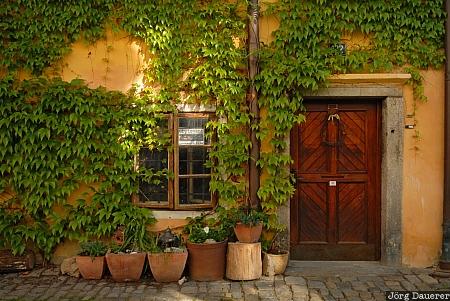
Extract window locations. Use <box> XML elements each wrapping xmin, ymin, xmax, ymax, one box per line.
<box><xmin>134</xmin><ymin>113</ymin><xmax>215</xmax><ymax>210</ymax></box>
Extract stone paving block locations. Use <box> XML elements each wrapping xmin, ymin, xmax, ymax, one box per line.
<box><xmin>292</xmin><ymin>295</ymin><xmax>309</xmax><ymax>301</ymax></box>
<box><xmin>231</xmin><ymin>290</ymin><xmax>243</xmax><ymax>299</ymax></box>
<box><xmin>255</xmin><ymin>279</ymin><xmax>275</xmax><ymax>289</ymax></box>
<box><xmin>245</xmin><ymin>293</ymin><xmax>259</xmax><ymax>301</ymax></box>
<box><xmin>347</xmin><ymin>297</ymin><xmax>362</xmax><ymax>301</ymax></box>
<box><xmin>180</xmin><ymin>285</ymin><xmax>198</xmax><ymax>294</ymax></box>
<box><xmin>329</xmin><ymin>289</ymin><xmax>344</xmax><ymax>299</ymax></box>
<box><xmin>359</xmin><ymin>292</ymin><xmax>372</xmax><ymax>299</ymax></box>
<box><xmin>207</xmin><ymin>282</ymin><xmax>230</xmax><ymax>293</ymax></box>
<box><xmin>291</xmin><ymin>284</ymin><xmax>308</xmax><ymax>294</ymax></box>
<box><xmin>259</xmin><ymin>289</ymin><xmax>276</xmax><ymax>298</ymax></box>
<box><xmin>340</xmin><ymin>276</ymin><xmax>357</xmax><ymax>282</ymax></box>
<box><xmin>126</xmin><ymin>296</ymin><xmax>143</xmax><ymax>301</ymax></box>
<box><xmin>177</xmin><ymin>296</ymin><xmax>196</xmax><ymax>301</ymax></box>
<box><xmin>308</xmin><ymin>280</ymin><xmax>326</xmax><ymax>289</ymax></box>
<box><xmin>21</xmin><ymin>268</ymin><xmax>45</xmax><ymax>278</ymax></box>
<box><xmin>318</xmin><ymin>288</ymin><xmax>329</xmax><ymax>296</ymax></box>
<box><xmin>342</xmin><ymin>289</ymin><xmax>359</xmax><ymax>298</ymax></box>
<box><xmin>243</xmin><ymin>284</ymin><xmax>258</xmax><ymax>294</ymax></box>
<box><xmin>285</xmin><ymin>276</ymin><xmax>306</xmax><ymax>285</ymax></box>
<box><xmin>310</xmin><ymin>290</ymin><xmax>324</xmax><ymax>301</ymax></box>
<box><xmin>417</xmin><ymin>274</ymin><xmax>439</xmax><ymax>285</ymax></box>
<box><xmin>400</xmin><ymin>280</ymin><xmax>416</xmax><ymax>291</ymax></box>
<box><xmin>373</xmin><ymin>292</ymin><xmax>386</xmax><ymax>301</ymax></box>
<box><xmin>415</xmin><ymin>283</ymin><xmax>432</xmax><ymax>290</ymax></box>
<box><xmin>336</xmin><ymin>281</ymin><xmax>352</xmax><ymax>289</ymax></box>
<box><xmin>278</xmin><ymin>297</ymin><xmax>294</xmax><ymax>301</ymax></box>
<box><xmin>383</xmin><ymin>276</ymin><xmax>404</xmax><ymax>282</ymax></box>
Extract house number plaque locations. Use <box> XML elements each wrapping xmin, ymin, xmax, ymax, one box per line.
<box><xmin>329</xmin><ymin>181</ymin><xmax>337</xmax><ymax>187</ymax></box>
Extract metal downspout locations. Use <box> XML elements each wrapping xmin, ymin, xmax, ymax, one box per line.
<box><xmin>248</xmin><ymin>0</ymin><xmax>260</xmax><ymax>208</ymax></box>
<box><xmin>439</xmin><ymin>0</ymin><xmax>450</xmax><ymax>270</ymax></box>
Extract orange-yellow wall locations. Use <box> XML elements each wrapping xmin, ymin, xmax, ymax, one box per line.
<box><xmin>402</xmin><ymin>70</ymin><xmax>444</xmax><ymax>267</ymax></box>
<box><xmin>58</xmin><ymin>30</ymin><xmax>147</xmax><ymax>93</ymax></box>
<box><xmin>51</xmin><ymin>19</ymin><xmax>445</xmax><ymax>267</ymax></box>
<box><xmin>259</xmin><ymin>15</ymin><xmax>445</xmax><ymax>267</ymax></box>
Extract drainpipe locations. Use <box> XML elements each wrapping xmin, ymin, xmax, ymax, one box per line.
<box><xmin>439</xmin><ymin>0</ymin><xmax>450</xmax><ymax>270</ymax></box>
<box><xmin>248</xmin><ymin>0</ymin><xmax>260</xmax><ymax>208</ymax></box>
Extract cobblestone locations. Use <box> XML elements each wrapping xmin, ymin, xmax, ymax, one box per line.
<box><xmin>0</xmin><ymin>262</ymin><xmax>448</xmax><ymax>300</ymax></box>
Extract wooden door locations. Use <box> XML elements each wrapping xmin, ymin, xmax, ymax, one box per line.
<box><xmin>290</xmin><ymin>99</ymin><xmax>381</xmax><ymax>260</ymax></box>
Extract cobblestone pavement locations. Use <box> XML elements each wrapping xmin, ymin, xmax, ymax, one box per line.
<box><xmin>1</xmin><ymin>261</ymin><xmax>450</xmax><ymax>300</ymax></box>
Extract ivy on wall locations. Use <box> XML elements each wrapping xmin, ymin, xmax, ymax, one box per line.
<box><xmin>0</xmin><ymin>0</ymin><xmax>249</xmax><ymax>259</ymax></box>
<box><xmin>0</xmin><ymin>0</ymin><xmax>446</xmax><ymax>257</ymax></box>
<box><xmin>256</xmin><ymin>0</ymin><xmax>446</xmax><ymax>223</ymax></box>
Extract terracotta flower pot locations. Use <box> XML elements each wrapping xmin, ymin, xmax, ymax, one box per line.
<box><xmin>186</xmin><ymin>240</ymin><xmax>227</xmax><ymax>281</ymax></box>
<box><xmin>76</xmin><ymin>256</ymin><xmax>105</xmax><ymax>280</ymax></box>
<box><xmin>148</xmin><ymin>251</ymin><xmax>188</xmax><ymax>283</ymax></box>
<box><xmin>262</xmin><ymin>251</ymin><xmax>289</xmax><ymax>276</ymax></box>
<box><xmin>105</xmin><ymin>252</ymin><xmax>146</xmax><ymax>282</ymax></box>
<box><xmin>234</xmin><ymin>223</ymin><xmax>263</xmax><ymax>243</ymax></box>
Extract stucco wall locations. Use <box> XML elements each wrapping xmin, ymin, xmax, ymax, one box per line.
<box><xmin>59</xmin><ymin>30</ymin><xmax>146</xmax><ymax>93</ymax></box>
<box><xmin>52</xmin><ymin>21</ymin><xmax>445</xmax><ymax>267</ymax></box>
<box><xmin>402</xmin><ymin>70</ymin><xmax>444</xmax><ymax>267</ymax></box>
<box><xmin>259</xmin><ymin>15</ymin><xmax>445</xmax><ymax>267</ymax></box>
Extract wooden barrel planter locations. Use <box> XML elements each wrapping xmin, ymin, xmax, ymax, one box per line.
<box><xmin>226</xmin><ymin>242</ymin><xmax>261</xmax><ymax>280</ymax></box>
<box><xmin>186</xmin><ymin>240</ymin><xmax>227</xmax><ymax>281</ymax></box>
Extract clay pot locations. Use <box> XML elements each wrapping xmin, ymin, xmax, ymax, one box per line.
<box><xmin>148</xmin><ymin>251</ymin><xmax>188</xmax><ymax>283</ymax></box>
<box><xmin>76</xmin><ymin>256</ymin><xmax>105</xmax><ymax>280</ymax></box>
<box><xmin>186</xmin><ymin>240</ymin><xmax>227</xmax><ymax>281</ymax></box>
<box><xmin>262</xmin><ymin>251</ymin><xmax>289</xmax><ymax>276</ymax></box>
<box><xmin>234</xmin><ymin>223</ymin><xmax>263</xmax><ymax>243</ymax></box>
<box><xmin>105</xmin><ymin>252</ymin><xmax>146</xmax><ymax>282</ymax></box>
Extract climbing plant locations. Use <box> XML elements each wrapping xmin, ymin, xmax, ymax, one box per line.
<box><xmin>0</xmin><ymin>0</ymin><xmax>446</xmax><ymax>257</ymax></box>
<box><xmin>256</xmin><ymin>0</ymin><xmax>446</xmax><ymax>226</ymax></box>
<box><xmin>0</xmin><ymin>0</ymin><xmax>249</xmax><ymax>259</ymax></box>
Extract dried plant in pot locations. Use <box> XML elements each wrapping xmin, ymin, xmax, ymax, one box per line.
<box><xmin>147</xmin><ymin>228</ymin><xmax>187</xmax><ymax>283</ymax></box>
<box><xmin>184</xmin><ymin>214</ymin><xmax>230</xmax><ymax>281</ymax></box>
<box><xmin>76</xmin><ymin>240</ymin><xmax>107</xmax><ymax>280</ymax></box>
<box><xmin>262</xmin><ymin>229</ymin><xmax>289</xmax><ymax>276</ymax></box>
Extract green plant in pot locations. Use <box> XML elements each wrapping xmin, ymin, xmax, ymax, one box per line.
<box><xmin>76</xmin><ymin>240</ymin><xmax>108</xmax><ymax>280</ymax></box>
<box><xmin>184</xmin><ymin>213</ymin><xmax>230</xmax><ymax>281</ymax></box>
<box><xmin>105</xmin><ymin>207</ymin><xmax>156</xmax><ymax>282</ymax></box>
<box><xmin>231</xmin><ymin>207</ymin><xmax>268</xmax><ymax>243</ymax></box>
<box><xmin>147</xmin><ymin>228</ymin><xmax>188</xmax><ymax>283</ymax></box>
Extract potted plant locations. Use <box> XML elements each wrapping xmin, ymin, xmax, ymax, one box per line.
<box><xmin>147</xmin><ymin>228</ymin><xmax>188</xmax><ymax>283</ymax></box>
<box><xmin>262</xmin><ymin>229</ymin><xmax>289</xmax><ymax>276</ymax></box>
<box><xmin>76</xmin><ymin>240</ymin><xmax>108</xmax><ymax>280</ymax></box>
<box><xmin>184</xmin><ymin>214</ymin><xmax>230</xmax><ymax>281</ymax></box>
<box><xmin>231</xmin><ymin>207</ymin><xmax>268</xmax><ymax>243</ymax></box>
<box><xmin>106</xmin><ymin>212</ymin><xmax>155</xmax><ymax>282</ymax></box>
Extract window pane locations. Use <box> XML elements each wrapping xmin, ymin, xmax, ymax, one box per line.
<box><xmin>179</xmin><ymin>147</ymin><xmax>210</xmax><ymax>175</ymax></box>
<box><xmin>138</xmin><ymin>148</ymin><xmax>169</xmax><ymax>205</ymax></box>
<box><xmin>179</xmin><ymin>177</ymin><xmax>211</xmax><ymax>206</ymax></box>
